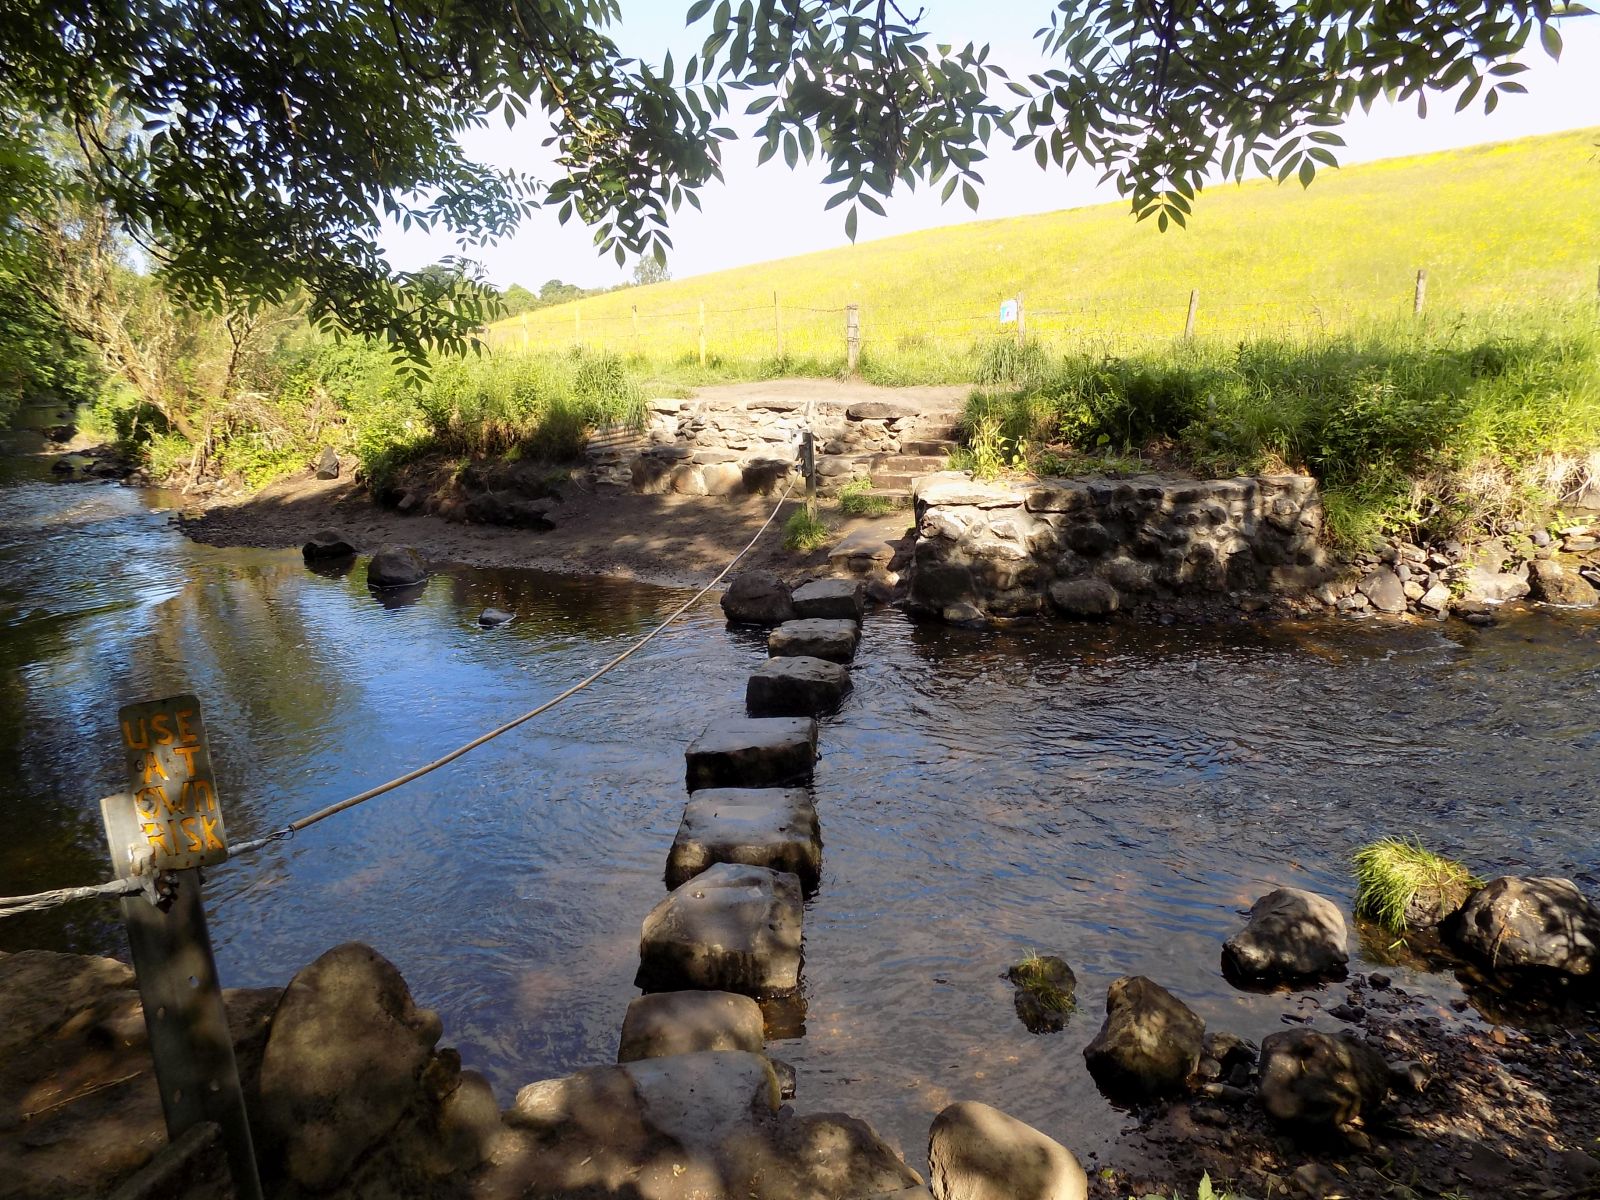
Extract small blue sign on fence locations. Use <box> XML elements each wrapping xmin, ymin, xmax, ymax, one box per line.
<box><xmin>999</xmin><ymin>299</ymin><xmax>1019</xmax><ymax>324</ymax></box>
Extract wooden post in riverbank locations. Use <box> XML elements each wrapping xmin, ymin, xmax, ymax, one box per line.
<box><xmin>105</xmin><ymin>695</ymin><xmax>262</xmax><ymax>1200</ymax></box>
<box><xmin>1184</xmin><ymin>289</ymin><xmax>1199</xmax><ymax>339</ymax></box>
<box><xmin>1413</xmin><ymin>269</ymin><xmax>1427</xmax><ymax>317</ymax></box>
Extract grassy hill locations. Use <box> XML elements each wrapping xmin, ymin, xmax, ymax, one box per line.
<box><xmin>490</xmin><ymin>126</ymin><xmax>1599</xmax><ymax>379</ymax></box>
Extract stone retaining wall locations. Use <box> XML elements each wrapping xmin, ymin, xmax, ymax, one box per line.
<box><xmin>907</xmin><ymin>471</ymin><xmax>1327</xmax><ymax>622</ymax></box>
<box><xmin>586</xmin><ymin>393</ymin><xmax>962</xmax><ymax>497</ymax></box>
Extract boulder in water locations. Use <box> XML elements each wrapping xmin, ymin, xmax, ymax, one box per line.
<box><xmin>1447</xmin><ymin>876</ymin><xmax>1600</xmax><ymax>979</ymax></box>
<box><xmin>367</xmin><ymin>545</ymin><xmax>427</xmax><ymax>589</ymax></box>
<box><xmin>1082</xmin><ymin>976</ymin><xmax>1204</xmax><ymax>1102</ymax></box>
<box><xmin>302</xmin><ymin>529</ymin><xmax>355</xmax><ymax>561</ymax></box>
<box><xmin>1222</xmin><ymin>887</ymin><xmax>1349</xmax><ymax>985</ymax></box>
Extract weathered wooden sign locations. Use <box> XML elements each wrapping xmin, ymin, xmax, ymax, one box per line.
<box><xmin>107</xmin><ymin>694</ymin><xmax>228</xmax><ymax>874</ymax></box>
<box><xmin>999</xmin><ymin>298</ymin><xmax>1019</xmax><ymax>324</ymax></box>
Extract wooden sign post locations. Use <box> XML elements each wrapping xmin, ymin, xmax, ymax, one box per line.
<box><xmin>103</xmin><ymin>694</ymin><xmax>262</xmax><ymax>1200</ymax></box>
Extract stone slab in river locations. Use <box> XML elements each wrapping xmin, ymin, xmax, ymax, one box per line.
<box><xmin>791</xmin><ymin>578</ymin><xmax>866</xmax><ymax>622</ymax></box>
<box><xmin>747</xmin><ymin>655</ymin><xmax>853</xmax><ymax>717</ymax></box>
<box><xmin>927</xmin><ymin>1101</ymin><xmax>1088</xmax><ymax>1200</ymax></box>
<box><xmin>638</xmin><ymin>862</ymin><xmax>804</xmax><ymax>996</ymax></box>
<box><xmin>769</xmin><ymin>618</ymin><xmax>860</xmax><ymax>663</ymax></box>
<box><xmin>617</xmin><ymin>990</ymin><xmax>766</xmax><ymax>1063</ymax></box>
<box><xmin>666</xmin><ymin>787</ymin><xmax>822</xmax><ymax>891</ymax></box>
<box><xmin>489</xmin><ymin>1050</ymin><xmax>922</xmax><ymax>1200</ymax></box>
<box><xmin>686</xmin><ymin>716</ymin><xmax>818</xmax><ymax>790</ymax></box>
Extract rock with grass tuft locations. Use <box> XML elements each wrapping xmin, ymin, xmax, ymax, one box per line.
<box><xmin>1007</xmin><ymin>954</ymin><xmax>1077</xmax><ymax>1034</ymax></box>
<box><xmin>1353</xmin><ymin>838</ymin><xmax>1480</xmax><ymax>932</ymax></box>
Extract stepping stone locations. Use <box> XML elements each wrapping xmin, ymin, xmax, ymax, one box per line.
<box><xmin>637</xmin><ymin>863</ymin><xmax>803</xmax><ymax>996</ymax></box>
<box><xmin>746</xmin><ymin>656</ymin><xmax>852</xmax><ymax>717</ymax></box>
<box><xmin>768</xmin><ymin>619</ymin><xmax>859</xmax><ymax>664</ymax></box>
<box><xmin>666</xmin><ymin>788</ymin><xmax>822</xmax><ymax>891</ymax></box>
<box><xmin>791</xmin><ymin>578</ymin><xmax>865</xmax><ymax>623</ymax></box>
<box><xmin>617</xmin><ymin>990</ymin><xmax>765</xmax><ymax>1063</ymax></box>
<box><xmin>685</xmin><ymin>717</ymin><xmax>817</xmax><ymax>791</ymax></box>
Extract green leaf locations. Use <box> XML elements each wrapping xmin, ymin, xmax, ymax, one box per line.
<box><xmin>1541</xmin><ymin>22</ymin><xmax>1563</xmax><ymax>58</ymax></box>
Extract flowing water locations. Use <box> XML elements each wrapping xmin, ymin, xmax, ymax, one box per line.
<box><xmin>4</xmin><ymin>417</ymin><xmax>1600</xmax><ymax>1168</ymax></box>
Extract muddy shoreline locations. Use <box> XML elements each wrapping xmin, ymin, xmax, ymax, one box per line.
<box><xmin>175</xmin><ymin>469</ymin><xmax>855</xmax><ymax>591</ymax></box>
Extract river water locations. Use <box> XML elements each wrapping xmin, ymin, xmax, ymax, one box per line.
<box><xmin>4</xmin><ymin>420</ymin><xmax>1599</xmax><ymax>1168</ymax></box>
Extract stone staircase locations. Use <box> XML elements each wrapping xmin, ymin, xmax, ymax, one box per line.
<box><xmin>820</xmin><ymin>407</ymin><xmax>965</xmax><ymax>503</ymax></box>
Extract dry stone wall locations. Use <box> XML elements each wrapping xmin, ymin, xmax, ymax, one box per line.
<box><xmin>586</xmin><ymin>393</ymin><xmax>961</xmax><ymax>498</ymax></box>
<box><xmin>907</xmin><ymin>471</ymin><xmax>1327</xmax><ymax>622</ymax></box>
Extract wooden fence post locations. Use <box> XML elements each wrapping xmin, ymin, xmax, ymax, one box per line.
<box><xmin>631</xmin><ymin>304</ymin><xmax>639</xmax><ymax>349</ymax></box>
<box><xmin>698</xmin><ymin>301</ymin><xmax>707</xmax><ymax>367</ymax></box>
<box><xmin>774</xmin><ymin>292</ymin><xmax>784</xmax><ymax>359</ymax></box>
<box><xmin>1185</xmin><ymin>288</ymin><xmax>1199</xmax><ymax>339</ymax></box>
<box><xmin>1016</xmin><ymin>291</ymin><xmax>1026</xmax><ymax>347</ymax></box>
<box><xmin>104</xmin><ymin>695</ymin><xmax>262</xmax><ymax>1200</ymax></box>
<box><xmin>845</xmin><ymin>304</ymin><xmax>860</xmax><ymax>373</ymax></box>
<box><xmin>1413</xmin><ymin>269</ymin><xmax>1427</xmax><ymax>317</ymax></box>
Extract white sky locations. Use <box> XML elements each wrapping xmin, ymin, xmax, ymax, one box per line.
<box><xmin>380</xmin><ymin>3</ymin><xmax>1600</xmax><ymax>291</ymax></box>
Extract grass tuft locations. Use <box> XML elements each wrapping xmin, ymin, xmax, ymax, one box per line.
<box><xmin>1007</xmin><ymin>951</ymin><xmax>1077</xmax><ymax>1014</ymax></box>
<box><xmin>783</xmin><ymin>504</ymin><xmax>833</xmax><ymax>552</ymax></box>
<box><xmin>1353</xmin><ymin>837</ymin><xmax>1483</xmax><ymax>933</ymax></box>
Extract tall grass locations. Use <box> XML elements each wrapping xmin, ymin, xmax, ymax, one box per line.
<box><xmin>286</xmin><ymin>343</ymin><xmax>648</xmax><ymax>489</ymax></box>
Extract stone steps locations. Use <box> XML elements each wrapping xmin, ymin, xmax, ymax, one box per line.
<box><xmin>866</xmin><ymin>471</ymin><xmax>923</xmax><ymax>491</ymax></box>
<box><xmin>896</xmin><ymin>440</ymin><xmax>958</xmax><ymax>457</ymax></box>
<box><xmin>870</xmin><ymin>454</ymin><xmax>950</xmax><ymax>474</ymax></box>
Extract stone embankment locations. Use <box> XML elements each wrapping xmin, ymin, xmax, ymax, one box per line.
<box><xmin>906</xmin><ymin>469</ymin><xmax>1600</xmax><ymax>625</ymax></box>
<box><xmin>907</xmin><ymin>471</ymin><xmax>1327</xmax><ymax>623</ymax></box>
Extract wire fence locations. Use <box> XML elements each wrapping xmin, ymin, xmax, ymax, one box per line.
<box><xmin>479</xmin><ymin>266</ymin><xmax>1596</xmax><ymax>368</ymax></box>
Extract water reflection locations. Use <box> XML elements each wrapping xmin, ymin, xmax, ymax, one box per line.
<box><xmin>2</xmin><ymin>445</ymin><xmax>1598</xmax><ymax>1168</ymax></box>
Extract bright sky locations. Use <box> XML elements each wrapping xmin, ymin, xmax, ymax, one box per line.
<box><xmin>380</xmin><ymin>4</ymin><xmax>1600</xmax><ymax>291</ymax></box>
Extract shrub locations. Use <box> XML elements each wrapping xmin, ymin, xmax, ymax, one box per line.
<box><xmin>1353</xmin><ymin>837</ymin><xmax>1482</xmax><ymax>933</ymax></box>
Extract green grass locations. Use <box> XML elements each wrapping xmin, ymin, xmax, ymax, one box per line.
<box><xmin>783</xmin><ymin>504</ymin><xmax>833</xmax><ymax>552</ymax></box>
<box><xmin>1007</xmin><ymin>951</ymin><xmax>1077</xmax><ymax>1014</ymax></box>
<box><xmin>1353</xmin><ymin>838</ymin><xmax>1483</xmax><ymax>933</ymax></box>
<box><xmin>837</xmin><ymin>478</ymin><xmax>899</xmax><ymax>517</ymax></box>
<box><xmin>488</xmin><ymin>127</ymin><xmax>1600</xmax><ymax>377</ymax></box>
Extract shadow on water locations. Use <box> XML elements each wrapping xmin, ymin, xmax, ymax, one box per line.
<box><xmin>2</xmin><ymin>443</ymin><xmax>1599</xmax><ymax>1165</ymax></box>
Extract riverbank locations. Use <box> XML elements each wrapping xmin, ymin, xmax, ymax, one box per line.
<box><xmin>176</xmin><ymin>469</ymin><xmax>857</xmax><ymax>590</ymax></box>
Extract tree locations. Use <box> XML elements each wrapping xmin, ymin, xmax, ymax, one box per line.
<box><xmin>500</xmin><ymin>284</ymin><xmax>540</xmax><ymax>316</ymax></box>
<box><xmin>632</xmin><ymin>257</ymin><xmax>672</xmax><ymax>287</ymax></box>
<box><xmin>0</xmin><ymin>0</ymin><xmax>1572</xmax><ymax>357</ymax></box>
